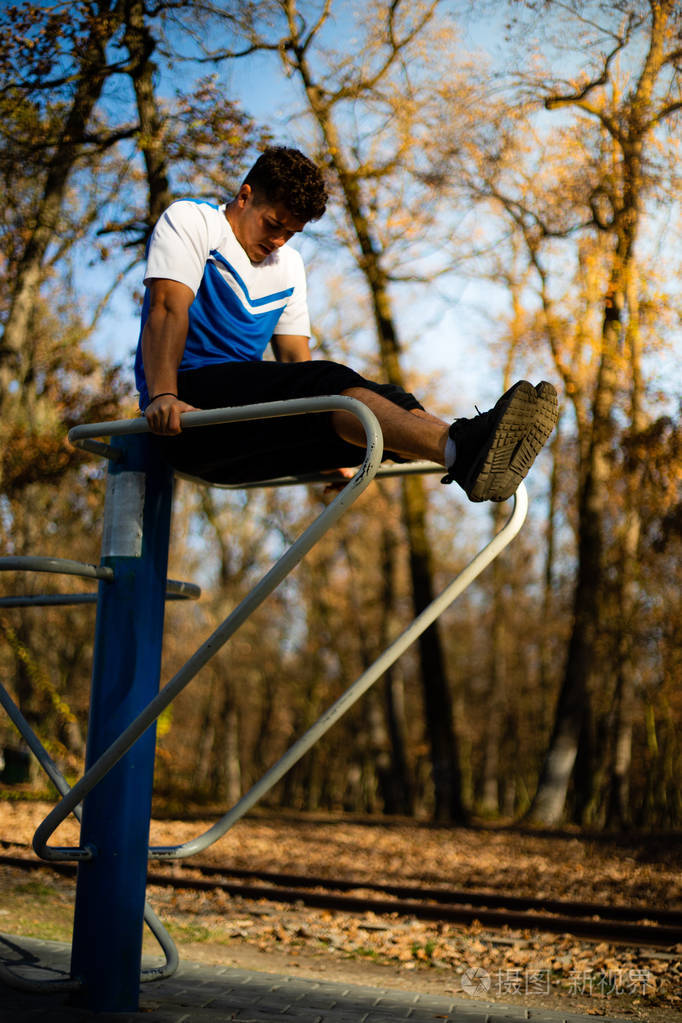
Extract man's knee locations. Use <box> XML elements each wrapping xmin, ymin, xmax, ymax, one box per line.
<box><xmin>342</xmin><ymin>380</ymin><xmax>424</xmax><ymax>412</ymax></box>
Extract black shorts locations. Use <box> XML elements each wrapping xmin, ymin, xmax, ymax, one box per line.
<box><xmin>153</xmin><ymin>359</ymin><xmax>424</xmax><ymax>484</ymax></box>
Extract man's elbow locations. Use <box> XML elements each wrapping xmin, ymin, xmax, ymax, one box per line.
<box><xmin>272</xmin><ymin>335</ymin><xmax>312</xmax><ymax>362</ymax></box>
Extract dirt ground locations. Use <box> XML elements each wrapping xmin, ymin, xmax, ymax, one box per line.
<box><xmin>1</xmin><ymin>799</ymin><xmax>681</xmax><ymax>1022</ymax></box>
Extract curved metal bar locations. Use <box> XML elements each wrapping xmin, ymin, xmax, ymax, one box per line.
<box><xmin>149</xmin><ymin>484</ymin><xmax>529</xmax><ymax>861</ymax></box>
<box><xmin>138</xmin><ymin>900</ymin><xmax>180</xmax><ymax>982</ymax></box>
<box><xmin>0</xmin><ymin>557</ymin><xmax>113</xmax><ymax>581</ymax></box>
<box><xmin>0</xmin><ymin>683</ymin><xmax>179</xmax><ymax>987</ymax></box>
<box><xmin>33</xmin><ymin>396</ymin><xmax>383</xmax><ymax>862</ymax></box>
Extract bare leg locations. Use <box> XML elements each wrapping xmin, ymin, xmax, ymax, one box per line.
<box><xmin>332</xmin><ymin>386</ymin><xmax>449</xmax><ymax>465</ymax></box>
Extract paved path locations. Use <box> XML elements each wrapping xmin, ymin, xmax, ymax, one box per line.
<box><xmin>0</xmin><ymin>934</ymin><xmax>630</xmax><ymax>1023</ymax></box>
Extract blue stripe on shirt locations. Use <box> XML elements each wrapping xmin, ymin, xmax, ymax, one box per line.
<box><xmin>210</xmin><ymin>251</ymin><xmax>295</xmax><ymax>308</ymax></box>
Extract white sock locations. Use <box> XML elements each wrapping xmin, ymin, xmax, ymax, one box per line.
<box><xmin>445</xmin><ymin>436</ymin><xmax>457</xmax><ymax>469</ymax></box>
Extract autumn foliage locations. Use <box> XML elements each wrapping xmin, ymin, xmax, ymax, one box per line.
<box><xmin>0</xmin><ymin>0</ymin><xmax>680</xmax><ymax>832</ymax></box>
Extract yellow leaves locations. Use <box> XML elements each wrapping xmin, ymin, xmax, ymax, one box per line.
<box><xmin>156</xmin><ymin>705</ymin><xmax>173</xmax><ymax>740</ymax></box>
<box><xmin>0</xmin><ymin>615</ymin><xmax>76</xmax><ymax>729</ymax></box>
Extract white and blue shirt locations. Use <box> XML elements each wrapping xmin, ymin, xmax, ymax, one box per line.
<box><xmin>134</xmin><ymin>199</ymin><xmax>311</xmax><ymax>407</ymax></box>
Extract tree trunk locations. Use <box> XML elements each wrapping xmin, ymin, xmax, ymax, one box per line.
<box><xmin>527</xmin><ymin>0</ymin><xmax>675</xmax><ymax>826</ymax></box>
<box><xmin>382</xmin><ymin>668</ymin><xmax>414</xmax><ymax>814</ymax></box>
<box><xmin>212</xmin><ymin>684</ymin><xmax>242</xmax><ymax>805</ymax></box>
<box><xmin>606</xmin><ymin>265</ymin><xmax>645</xmax><ymax>827</ymax></box>
<box><xmin>288</xmin><ymin>57</ymin><xmax>464</xmax><ymax>819</ymax></box>
<box><xmin>339</xmin><ymin>518</ymin><xmax>416</xmax><ymax>814</ymax></box>
<box><xmin>528</xmin><ymin>337</ymin><xmax>615</xmax><ymax>825</ymax></box>
<box><xmin>123</xmin><ymin>0</ymin><xmax>173</xmax><ymax>235</ymax></box>
<box><xmin>529</xmin><ymin>237</ymin><xmax>634</xmax><ymax>826</ymax></box>
<box><xmin>378</xmin><ymin>524</ymin><xmax>414</xmax><ymax>815</ymax></box>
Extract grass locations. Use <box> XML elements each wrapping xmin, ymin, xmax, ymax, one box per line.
<box><xmin>165</xmin><ymin>921</ymin><xmax>213</xmax><ymax>944</ymax></box>
<box><xmin>13</xmin><ymin>880</ymin><xmax>55</xmax><ymax>899</ymax></box>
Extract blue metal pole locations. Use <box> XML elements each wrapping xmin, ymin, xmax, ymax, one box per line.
<box><xmin>70</xmin><ymin>434</ymin><xmax>173</xmax><ymax>1011</ymax></box>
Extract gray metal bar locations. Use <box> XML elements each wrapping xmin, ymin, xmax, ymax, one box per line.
<box><xmin>0</xmin><ymin>683</ymin><xmax>178</xmax><ymax>987</ymax></box>
<box><xmin>165</xmin><ymin>578</ymin><xmax>201</xmax><ymax>600</ymax></box>
<box><xmin>33</xmin><ymin>396</ymin><xmax>383</xmax><ymax>862</ymax></box>
<box><xmin>67</xmin><ymin>397</ymin><xmax>375</xmax><ymax>445</ymax></box>
<box><xmin>0</xmin><ymin>594</ymin><xmax>99</xmax><ymax>607</ymax></box>
<box><xmin>149</xmin><ymin>484</ymin><xmax>529</xmax><ymax>860</ymax></box>
<box><xmin>0</xmin><ymin>557</ymin><xmax>113</xmax><ymax>581</ymax></box>
<box><xmin>0</xmin><ymin>579</ymin><xmax>199</xmax><ymax>607</ymax></box>
<box><xmin>74</xmin><ymin>438</ymin><xmax>123</xmax><ymax>461</ymax></box>
<box><xmin>176</xmin><ymin>460</ymin><xmax>444</xmax><ymax>490</ymax></box>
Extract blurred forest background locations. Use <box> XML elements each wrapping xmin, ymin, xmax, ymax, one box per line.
<box><xmin>0</xmin><ymin>0</ymin><xmax>680</xmax><ymax>832</ymax></box>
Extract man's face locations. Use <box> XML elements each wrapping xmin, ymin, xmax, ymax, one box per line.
<box><xmin>230</xmin><ymin>186</ymin><xmax>306</xmax><ymax>263</ymax></box>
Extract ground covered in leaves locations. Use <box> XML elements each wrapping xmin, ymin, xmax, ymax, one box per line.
<box><xmin>1</xmin><ymin>799</ymin><xmax>681</xmax><ymax>1021</ymax></box>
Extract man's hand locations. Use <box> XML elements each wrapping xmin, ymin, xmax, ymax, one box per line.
<box><xmin>145</xmin><ymin>394</ymin><xmax>198</xmax><ymax>435</ymax></box>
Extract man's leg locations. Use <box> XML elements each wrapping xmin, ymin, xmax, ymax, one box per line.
<box><xmin>155</xmin><ymin>360</ymin><xmax>417</xmax><ymax>484</ymax></box>
<box><xmin>154</xmin><ymin>360</ymin><xmax>557</xmax><ymax>500</ymax></box>
<box><xmin>335</xmin><ymin>380</ymin><xmax>559</xmax><ymax>503</ymax></box>
<box><xmin>333</xmin><ymin>388</ymin><xmax>449</xmax><ymax>464</ymax></box>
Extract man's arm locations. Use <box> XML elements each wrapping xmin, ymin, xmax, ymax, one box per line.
<box><xmin>270</xmin><ymin>334</ymin><xmax>312</xmax><ymax>363</ymax></box>
<box><xmin>142</xmin><ymin>278</ymin><xmax>198</xmax><ymax>435</ymax></box>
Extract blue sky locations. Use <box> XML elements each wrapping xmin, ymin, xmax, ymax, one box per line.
<box><xmin>86</xmin><ymin>2</ymin><xmax>680</xmax><ymax>427</ymax></box>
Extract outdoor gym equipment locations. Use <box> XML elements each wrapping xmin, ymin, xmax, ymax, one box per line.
<box><xmin>0</xmin><ymin>397</ymin><xmax>528</xmax><ymax>1011</ymax></box>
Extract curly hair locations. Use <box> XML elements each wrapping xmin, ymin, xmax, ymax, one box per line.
<box><xmin>244</xmin><ymin>146</ymin><xmax>328</xmax><ymax>223</ymax></box>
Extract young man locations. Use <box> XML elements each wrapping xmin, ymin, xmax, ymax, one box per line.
<box><xmin>136</xmin><ymin>146</ymin><xmax>558</xmax><ymax>498</ymax></box>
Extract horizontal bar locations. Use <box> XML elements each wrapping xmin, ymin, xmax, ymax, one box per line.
<box><xmin>0</xmin><ymin>557</ymin><xmax>113</xmax><ymax>581</ymax></box>
<box><xmin>0</xmin><ymin>578</ymin><xmax>200</xmax><ymax>608</ymax></box>
<box><xmin>0</xmin><ymin>594</ymin><xmax>98</xmax><ymax>608</ymax></box>
<box><xmin>164</xmin><ymin>579</ymin><xmax>201</xmax><ymax>600</ymax></box>
<box><xmin>68</xmin><ymin>397</ymin><xmax>374</xmax><ymax>446</ymax></box>
<box><xmin>70</xmin><ymin>400</ymin><xmax>443</xmax><ymax>489</ymax></box>
<box><xmin>178</xmin><ymin>460</ymin><xmax>445</xmax><ymax>490</ymax></box>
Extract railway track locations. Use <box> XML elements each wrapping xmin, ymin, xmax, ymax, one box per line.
<box><xmin>1</xmin><ymin>847</ymin><xmax>680</xmax><ymax>949</ymax></box>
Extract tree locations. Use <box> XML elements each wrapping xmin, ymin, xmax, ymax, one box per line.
<box><xmin>0</xmin><ymin>289</ymin><xmax>128</xmax><ymax>758</ymax></box>
<box><xmin>0</xmin><ymin>0</ymin><xmax>267</xmax><ymax>779</ymax></box>
<box><xmin>0</xmin><ymin>0</ymin><xmax>264</xmax><ymax>420</ymax></box>
<box><xmin>0</xmin><ymin>1</ymin><xmax>128</xmax><ymax>413</ymax></box>
<box><xmin>451</xmin><ymin>0</ymin><xmax>682</xmax><ymax>824</ymax></box>
<box><xmin>197</xmin><ymin>0</ymin><xmax>488</xmax><ymax>820</ymax></box>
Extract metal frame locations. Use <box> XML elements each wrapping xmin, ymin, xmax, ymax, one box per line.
<box><xmin>0</xmin><ymin>396</ymin><xmax>528</xmax><ymax>1012</ymax></box>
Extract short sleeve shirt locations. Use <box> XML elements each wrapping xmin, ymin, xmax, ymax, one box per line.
<box><xmin>134</xmin><ymin>199</ymin><xmax>310</xmax><ymax>407</ymax></box>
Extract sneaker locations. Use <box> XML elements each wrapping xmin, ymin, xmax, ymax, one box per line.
<box><xmin>442</xmin><ymin>380</ymin><xmax>558</xmax><ymax>501</ymax></box>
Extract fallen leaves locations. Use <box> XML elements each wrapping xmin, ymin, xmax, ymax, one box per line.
<box><xmin>2</xmin><ymin>801</ymin><xmax>681</xmax><ymax>1021</ymax></box>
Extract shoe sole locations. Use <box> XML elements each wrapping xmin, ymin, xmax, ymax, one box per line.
<box><xmin>468</xmin><ymin>381</ymin><xmax>558</xmax><ymax>502</ymax></box>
